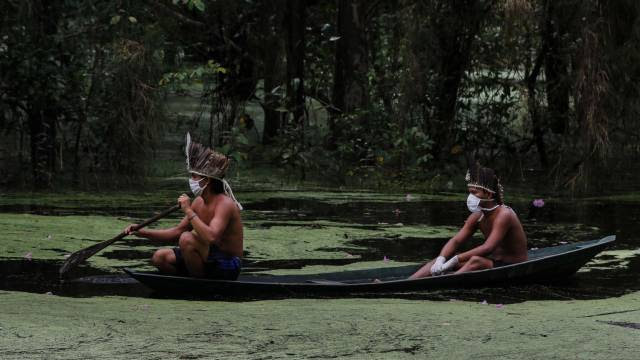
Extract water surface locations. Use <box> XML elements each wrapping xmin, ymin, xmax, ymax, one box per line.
<box><xmin>1</xmin><ymin>192</ymin><xmax>638</xmax><ymax>302</ymax></box>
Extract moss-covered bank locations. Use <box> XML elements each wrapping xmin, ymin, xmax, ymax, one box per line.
<box><xmin>0</xmin><ymin>290</ymin><xmax>638</xmax><ymax>359</ymax></box>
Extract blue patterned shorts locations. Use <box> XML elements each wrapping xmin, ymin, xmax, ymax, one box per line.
<box><xmin>173</xmin><ymin>245</ymin><xmax>241</xmax><ymax>280</ymax></box>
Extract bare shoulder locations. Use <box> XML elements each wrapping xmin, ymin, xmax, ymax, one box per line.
<box><xmin>464</xmin><ymin>212</ymin><xmax>482</xmax><ymax>226</ymax></box>
<box><xmin>496</xmin><ymin>206</ymin><xmax>518</xmax><ymax>224</ymax></box>
<box><xmin>215</xmin><ymin>195</ymin><xmax>240</xmax><ymax>215</ymax></box>
<box><xmin>463</xmin><ymin>212</ymin><xmax>482</xmax><ymax>231</ymax></box>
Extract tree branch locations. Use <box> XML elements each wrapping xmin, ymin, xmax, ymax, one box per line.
<box><xmin>144</xmin><ymin>0</ymin><xmax>206</xmax><ymax>28</ymax></box>
<box><xmin>526</xmin><ymin>41</ymin><xmax>548</xmax><ymax>85</ymax></box>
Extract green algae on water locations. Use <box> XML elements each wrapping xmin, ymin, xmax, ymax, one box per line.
<box><xmin>0</xmin><ymin>213</ymin><xmax>457</xmax><ymax>272</ymax></box>
<box><xmin>0</xmin><ymin>213</ymin><xmax>163</xmax><ymax>270</ymax></box>
<box><xmin>243</xmin><ymin>221</ymin><xmax>458</xmax><ymax>261</ymax></box>
<box><xmin>0</xmin><ymin>290</ymin><xmax>638</xmax><ymax>359</ymax></box>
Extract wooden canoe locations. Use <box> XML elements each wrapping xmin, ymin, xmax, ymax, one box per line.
<box><xmin>124</xmin><ymin>235</ymin><xmax>615</xmax><ymax>297</ymax></box>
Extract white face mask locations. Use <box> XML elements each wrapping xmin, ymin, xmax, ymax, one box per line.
<box><xmin>467</xmin><ymin>193</ymin><xmax>485</xmax><ymax>213</ymax></box>
<box><xmin>189</xmin><ymin>177</ymin><xmax>208</xmax><ymax>197</ymax></box>
<box><xmin>467</xmin><ymin>193</ymin><xmax>499</xmax><ymax>213</ymax></box>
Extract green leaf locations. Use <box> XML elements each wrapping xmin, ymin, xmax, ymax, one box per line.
<box><xmin>236</xmin><ymin>134</ymin><xmax>249</xmax><ymax>145</ymax></box>
<box><xmin>192</xmin><ymin>0</ymin><xmax>205</xmax><ymax>12</ymax></box>
<box><xmin>128</xmin><ymin>16</ymin><xmax>137</xmax><ymax>24</ymax></box>
<box><xmin>110</xmin><ymin>15</ymin><xmax>121</xmax><ymax>25</ymax></box>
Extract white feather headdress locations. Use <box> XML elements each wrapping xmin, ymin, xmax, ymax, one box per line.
<box><xmin>185</xmin><ymin>133</ymin><xmax>242</xmax><ymax>210</ymax></box>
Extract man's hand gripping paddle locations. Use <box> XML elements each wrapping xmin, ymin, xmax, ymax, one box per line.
<box><xmin>59</xmin><ymin>204</ymin><xmax>180</xmax><ymax>276</ymax></box>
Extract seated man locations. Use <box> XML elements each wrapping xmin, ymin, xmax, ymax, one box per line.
<box><xmin>410</xmin><ymin>162</ymin><xmax>528</xmax><ymax>279</ymax></box>
<box><xmin>124</xmin><ymin>133</ymin><xmax>244</xmax><ymax>279</ymax></box>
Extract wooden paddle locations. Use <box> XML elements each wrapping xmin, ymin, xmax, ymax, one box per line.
<box><xmin>59</xmin><ymin>204</ymin><xmax>181</xmax><ymax>275</ymax></box>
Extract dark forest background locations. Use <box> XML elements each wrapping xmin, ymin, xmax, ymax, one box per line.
<box><xmin>2</xmin><ymin>0</ymin><xmax>640</xmax><ymax>192</ymax></box>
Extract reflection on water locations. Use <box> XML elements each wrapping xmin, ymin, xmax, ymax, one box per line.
<box><xmin>1</xmin><ymin>194</ymin><xmax>639</xmax><ymax>302</ymax></box>
<box><xmin>0</xmin><ymin>259</ymin><xmax>149</xmax><ymax>297</ymax></box>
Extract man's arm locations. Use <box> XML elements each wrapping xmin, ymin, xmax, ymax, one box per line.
<box><xmin>456</xmin><ymin>213</ymin><xmax>510</xmax><ymax>262</ymax></box>
<box><xmin>409</xmin><ymin>213</ymin><xmax>480</xmax><ymax>279</ymax></box>
<box><xmin>135</xmin><ymin>216</ymin><xmax>192</xmax><ymax>242</ymax></box>
<box><xmin>187</xmin><ymin>202</ymin><xmax>233</xmax><ymax>246</ymax></box>
<box><xmin>438</xmin><ymin>213</ymin><xmax>480</xmax><ymax>258</ymax></box>
<box><xmin>125</xmin><ymin>215</ymin><xmax>191</xmax><ymax>242</ymax></box>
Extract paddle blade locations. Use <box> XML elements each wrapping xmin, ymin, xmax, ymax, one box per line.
<box><xmin>59</xmin><ymin>204</ymin><xmax>180</xmax><ymax>276</ymax></box>
<box><xmin>59</xmin><ymin>237</ymin><xmax>119</xmax><ymax>275</ymax></box>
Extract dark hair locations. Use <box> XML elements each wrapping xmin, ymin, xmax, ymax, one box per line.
<box><xmin>467</xmin><ymin>162</ymin><xmax>504</xmax><ymax>204</ymax></box>
<box><xmin>209</xmin><ymin>178</ymin><xmax>224</xmax><ymax>194</ymax></box>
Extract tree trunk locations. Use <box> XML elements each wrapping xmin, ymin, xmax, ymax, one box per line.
<box><xmin>370</xmin><ymin>1</ymin><xmax>399</xmax><ymax>118</ymax></box>
<box><xmin>430</xmin><ymin>0</ymin><xmax>491</xmax><ymax>161</ymax></box>
<box><xmin>526</xmin><ymin>35</ymin><xmax>549</xmax><ymax>169</ymax></box>
<box><xmin>284</xmin><ymin>0</ymin><xmax>306</xmax><ymax>127</ymax></box>
<box><xmin>544</xmin><ymin>0</ymin><xmax>571</xmax><ymax>134</ymax></box>
<box><xmin>28</xmin><ymin>1</ymin><xmax>61</xmax><ymax>189</ymax></box>
<box><xmin>329</xmin><ymin>0</ymin><xmax>370</xmax><ymax>148</ymax></box>
<box><xmin>261</xmin><ymin>2</ymin><xmax>286</xmax><ymax>145</ymax></box>
<box><xmin>262</xmin><ymin>48</ymin><xmax>283</xmax><ymax>144</ymax></box>
<box><xmin>28</xmin><ymin>107</ymin><xmax>57</xmax><ymax>188</ymax></box>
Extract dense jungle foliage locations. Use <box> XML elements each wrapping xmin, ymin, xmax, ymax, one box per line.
<box><xmin>2</xmin><ymin>0</ymin><xmax>640</xmax><ymax>192</ymax></box>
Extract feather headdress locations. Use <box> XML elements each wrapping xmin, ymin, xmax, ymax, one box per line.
<box><xmin>465</xmin><ymin>160</ymin><xmax>504</xmax><ymax>204</ymax></box>
<box><xmin>185</xmin><ymin>133</ymin><xmax>242</xmax><ymax>210</ymax></box>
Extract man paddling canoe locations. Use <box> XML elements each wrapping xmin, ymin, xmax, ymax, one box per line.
<box><xmin>124</xmin><ymin>133</ymin><xmax>244</xmax><ymax>280</ymax></box>
<box><xmin>410</xmin><ymin>162</ymin><xmax>527</xmax><ymax>279</ymax></box>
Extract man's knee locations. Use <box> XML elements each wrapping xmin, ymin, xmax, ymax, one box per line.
<box><xmin>469</xmin><ymin>255</ymin><xmax>491</xmax><ymax>267</ymax></box>
<box><xmin>151</xmin><ymin>249</ymin><xmax>173</xmax><ymax>266</ymax></box>
<box><xmin>179</xmin><ymin>232</ymin><xmax>196</xmax><ymax>250</ymax></box>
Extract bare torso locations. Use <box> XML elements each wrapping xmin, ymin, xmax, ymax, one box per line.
<box><xmin>191</xmin><ymin>194</ymin><xmax>244</xmax><ymax>257</ymax></box>
<box><xmin>475</xmin><ymin>205</ymin><xmax>528</xmax><ymax>263</ymax></box>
